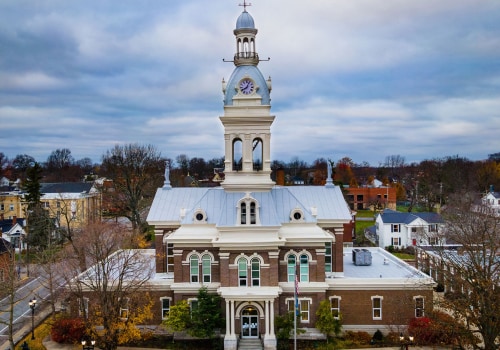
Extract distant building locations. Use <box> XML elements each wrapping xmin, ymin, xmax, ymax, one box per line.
<box><xmin>374</xmin><ymin>209</ymin><xmax>445</xmax><ymax>248</ymax></box>
<box><xmin>345</xmin><ymin>186</ymin><xmax>396</xmax><ymax>210</ymax></box>
<box><xmin>482</xmin><ymin>190</ymin><xmax>500</xmax><ymax>216</ymax></box>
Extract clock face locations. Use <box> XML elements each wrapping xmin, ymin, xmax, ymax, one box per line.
<box><xmin>239</xmin><ymin>79</ymin><xmax>254</xmax><ymax>94</ymax></box>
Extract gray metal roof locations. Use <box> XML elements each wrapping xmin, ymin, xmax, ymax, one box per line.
<box><xmin>379</xmin><ymin>209</ymin><xmax>443</xmax><ymax>225</ymax></box>
<box><xmin>224</xmin><ymin>65</ymin><xmax>271</xmax><ymax>106</ymax></box>
<box><xmin>40</xmin><ymin>182</ymin><xmax>93</xmax><ymax>194</ymax></box>
<box><xmin>147</xmin><ymin>185</ymin><xmax>351</xmax><ymax>227</ymax></box>
<box><xmin>236</xmin><ymin>10</ymin><xmax>255</xmax><ymax>29</ymax></box>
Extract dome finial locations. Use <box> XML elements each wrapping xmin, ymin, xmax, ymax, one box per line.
<box><xmin>239</xmin><ymin>0</ymin><xmax>251</xmax><ymax>11</ymax></box>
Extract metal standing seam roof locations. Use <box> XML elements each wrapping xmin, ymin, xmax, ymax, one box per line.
<box><xmin>379</xmin><ymin>209</ymin><xmax>443</xmax><ymax>225</ymax></box>
<box><xmin>146</xmin><ymin>185</ymin><xmax>352</xmax><ymax>227</ymax></box>
<box><xmin>236</xmin><ymin>10</ymin><xmax>255</xmax><ymax>29</ymax></box>
<box><xmin>224</xmin><ymin>65</ymin><xmax>271</xmax><ymax>106</ymax></box>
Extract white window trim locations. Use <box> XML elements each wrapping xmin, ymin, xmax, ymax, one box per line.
<box><xmin>371</xmin><ymin>295</ymin><xmax>383</xmax><ymax>320</ymax></box>
<box><xmin>286</xmin><ymin>297</ymin><xmax>312</xmax><ymax>323</ymax></box>
<box><xmin>236</xmin><ymin>193</ymin><xmax>261</xmax><ymax>225</ymax></box>
<box><xmin>119</xmin><ymin>297</ymin><xmax>130</xmax><ymax>320</ymax></box>
<box><xmin>391</xmin><ymin>224</ymin><xmax>400</xmax><ymax>233</ymax></box>
<box><xmin>413</xmin><ymin>295</ymin><xmax>425</xmax><ymax>318</ymax></box>
<box><xmin>329</xmin><ymin>296</ymin><xmax>341</xmax><ymax>319</ymax></box>
<box><xmin>250</xmin><ymin>257</ymin><xmax>260</xmax><ymax>287</ymax></box>
<box><xmin>160</xmin><ymin>297</ymin><xmax>172</xmax><ymax>319</ymax></box>
<box><xmin>290</xmin><ymin>208</ymin><xmax>305</xmax><ymax>222</ymax></box>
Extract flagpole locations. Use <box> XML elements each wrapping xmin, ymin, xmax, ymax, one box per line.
<box><xmin>294</xmin><ymin>264</ymin><xmax>297</xmax><ymax>350</ymax></box>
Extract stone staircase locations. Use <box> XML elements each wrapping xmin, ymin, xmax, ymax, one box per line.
<box><xmin>238</xmin><ymin>338</ymin><xmax>263</xmax><ymax>350</ymax></box>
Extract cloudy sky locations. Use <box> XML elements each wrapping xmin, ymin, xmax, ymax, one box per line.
<box><xmin>1</xmin><ymin>0</ymin><xmax>499</xmax><ymax>167</ymax></box>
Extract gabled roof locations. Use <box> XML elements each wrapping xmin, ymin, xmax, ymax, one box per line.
<box><xmin>378</xmin><ymin>209</ymin><xmax>443</xmax><ymax>225</ymax></box>
<box><xmin>486</xmin><ymin>191</ymin><xmax>500</xmax><ymax>199</ymax></box>
<box><xmin>0</xmin><ymin>219</ymin><xmax>26</xmax><ymax>234</ymax></box>
<box><xmin>41</xmin><ymin>182</ymin><xmax>93</xmax><ymax>194</ymax></box>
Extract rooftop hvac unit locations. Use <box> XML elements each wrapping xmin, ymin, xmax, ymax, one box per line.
<box><xmin>352</xmin><ymin>248</ymin><xmax>372</xmax><ymax>266</ymax></box>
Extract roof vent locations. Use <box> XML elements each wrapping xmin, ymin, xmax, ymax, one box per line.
<box><xmin>352</xmin><ymin>249</ymin><xmax>372</xmax><ymax>266</ymax></box>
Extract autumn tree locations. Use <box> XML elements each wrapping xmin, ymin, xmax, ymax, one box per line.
<box><xmin>62</xmin><ymin>222</ymin><xmax>154</xmax><ymax>350</ymax></box>
<box><xmin>100</xmin><ymin>143</ymin><xmax>164</xmax><ymax>233</ymax></box>
<box><xmin>476</xmin><ymin>161</ymin><xmax>500</xmax><ymax>193</ymax></box>
<box><xmin>434</xmin><ymin>194</ymin><xmax>500</xmax><ymax>350</ymax></box>
<box><xmin>163</xmin><ymin>300</ymin><xmax>191</xmax><ymax>333</ymax></box>
<box><xmin>335</xmin><ymin>157</ymin><xmax>355</xmax><ymax>186</ymax></box>
<box><xmin>312</xmin><ymin>158</ymin><xmax>328</xmax><ymax>185</ymax></box>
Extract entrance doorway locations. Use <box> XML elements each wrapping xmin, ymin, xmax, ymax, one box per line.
<box><xmin>241</xmin><ymin>306</ymin><xmax>258</xmax><ymax>338</ymax></box>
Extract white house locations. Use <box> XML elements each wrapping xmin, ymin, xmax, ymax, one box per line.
<box><xmin>375</xmin><ymin>209</ymin><xmax>445</xmax><ymax>249</ymax></box>
<box><xmin>482</xmin><ymin>191</ymin><xmax>500</xmax><ymax>216</ymax></box>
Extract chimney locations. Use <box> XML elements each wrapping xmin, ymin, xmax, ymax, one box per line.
<box><xmin>276</xmin><ymin>168</ymin><xmax>285</xmax><ymax>186</ymax></box>
<box><xmin>13</xmin><ymin>215</ymin><xmax>16</xmax><ymax>224</ymax></box>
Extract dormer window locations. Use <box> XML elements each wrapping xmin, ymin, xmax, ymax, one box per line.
<box><xmin>290</xmin><ymin>208</ymin><xmax>304</xmax><ymax>222</ymax></box>
<box><xmin>193</xmin><ymin>209</ymin><xmax>207</xmax><ymax>223</ymax></box>
<box><xmin>238</xmin><ymin>193</ymin><xmax>260</xmax><ymax>225</ymax></box>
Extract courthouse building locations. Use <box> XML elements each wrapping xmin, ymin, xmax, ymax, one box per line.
<box><xmin>143</xmin><ymin>5</ymin><xmax>435</xmax><ymax>350</ymax></box>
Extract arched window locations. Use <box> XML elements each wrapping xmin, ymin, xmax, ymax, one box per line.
<box><xmin>238</xmin><ymin>195</ymin><xmax>260</xmax><ymax>225</ymax></box>
<box><xmin>251</xmin><ymin>258</ymin><xmax>260</xmax><ymax>286</ymax></box>
<box><xmin>232</xmin><ymin>138</ymin><xmax>242</xmax><ymax>171</ymax></box>
<box><xmin>238</xmin><ymin>258</ymin><xmax>247</xmax><ymax>287</ymax></box>
<box><xmin>300</xmin><ymin>254</ymin><xmax>309</xmax><ymax>282</ymax></box>
<box><xmin>190</xmin><ymin>255</ymin><xmax>199</xmax><ymax>283</ymax></box>
<box><xmin>241</xmin><ymin>202</ymin><xmax>247</xmax><ymax>224</ymax></box>
<box><xmin>250</xmin><ymin>202</ymin><xmax>256</xmax><ymax>224</ymax></box>
<box><xmin>287</xmin><ymin>255</ymin><xmax>296</xmax><ymax>282</ymax></box>
<box><xmin>202</xmin><ymin>254</ymin><xmax>211</xmax><ymax>283</ymax></box>
<box><xmin>252</xmin><ymin>138</ymin><xmax>263</xmax><ymax>171</ymax></box>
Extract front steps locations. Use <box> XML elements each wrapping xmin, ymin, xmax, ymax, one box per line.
<box><xmin>238</xmin><ymin>338</ymin><xmax>263</xmax><ymax>350</ymax></box>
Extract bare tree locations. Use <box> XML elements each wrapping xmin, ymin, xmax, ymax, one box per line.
<box><xmin>433</xmin><ymin>194</ymin><xmax>500</xmax><ymax>350</ymax></box>
<box><xmin>62</xmin><ymin>222</ymin><xmax>154</xmax><ymax>350</ymax></box>
<box><xmin>100</xmin><ymin>144</ymin><xmax>164</xmax><ymax>233</ymax></box>
<box><xmin>0</xmin><ymin>240</ymin><xmax>30</xmax><ymax>350</ymax></box>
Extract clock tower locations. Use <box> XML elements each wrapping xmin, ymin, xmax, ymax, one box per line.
<box><xmin>220</xmin><ymin>5</ymin><xmax>275</xmax><ymax>192</ymax></box>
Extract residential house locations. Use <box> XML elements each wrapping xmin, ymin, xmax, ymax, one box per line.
<box><xmin>0</xmin><ymin>190</ymin><xmax>24</xmax><ymax>220</ymax></box>
<box><xmin>0</xmin><ymin>216</ymin><xmax>26</xmax><ymax>252</ymax></box>
<box><xmin>39</xmin><ymin>182</ymin><xmax>101</xmax><ymax>230</ymax></box>
<box><xmin>375</xmin><ymin>209</ymin><xmax>445</xmax><ymax>249</ymax></box>
<box><xmin>482</xmin><ymin>190</ymin><xmax>500</xmax><ymax>216</ymax></box>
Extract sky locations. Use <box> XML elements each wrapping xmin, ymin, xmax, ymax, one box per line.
<box><xmin>1</xmin><ymin>0</ymin><xmax>499</xmax><ymax>167</ymax></box>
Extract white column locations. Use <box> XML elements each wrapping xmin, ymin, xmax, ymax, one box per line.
<box><xmin>231</xmin><ymin>300</ymin><xmax>236</xmax><ymax>336</ymax></box>
<box><xmin>270</xmin><ymin>299</ymin><xmax>275</xmax><ymax>336</ymax></box>
<box><xmin>265</xmin><ymin>300</ymin><xmax>269</xmax><ymax>336</ymax></box>
<box><xmin>226</xmin><ymin>300</ymin><xmax>230</xmax><ymax>336</ymax></box>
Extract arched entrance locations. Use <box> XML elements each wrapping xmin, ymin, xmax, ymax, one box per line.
<box><xmin>241</xmin><ymin>306</ymin><xmax>259</xmax><ymax>338</ymax></box>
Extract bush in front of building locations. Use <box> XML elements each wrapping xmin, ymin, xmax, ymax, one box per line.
<box><xmin>50</xmin><ymin>317</ymin><xmax>86</xmax><ymax>343</ymax></box>
<box><xmin>342</xmin><ymin>330</ymin><xmax>372</xmax><ymax>347</ymax></box>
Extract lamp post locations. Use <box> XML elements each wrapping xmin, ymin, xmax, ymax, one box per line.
<box><xmin>29</xmin><ymin>298</ymin><xmax>37</xmax><ymax>339</ymax></box>
<box><xmin>399</xmin><ymin>333</ymin><xmax>414</xmax><ymax>350</ymax></box>
<box><xmin>81</xmin><ymin>339</ymin><xmax>96</xmax><ymax>350</ymax></box>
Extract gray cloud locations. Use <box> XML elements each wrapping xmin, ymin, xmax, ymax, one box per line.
<box><xmin>1</xmin><ymin>0</ymin><xmax>499</xmax><ymax>166</ymax></box>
